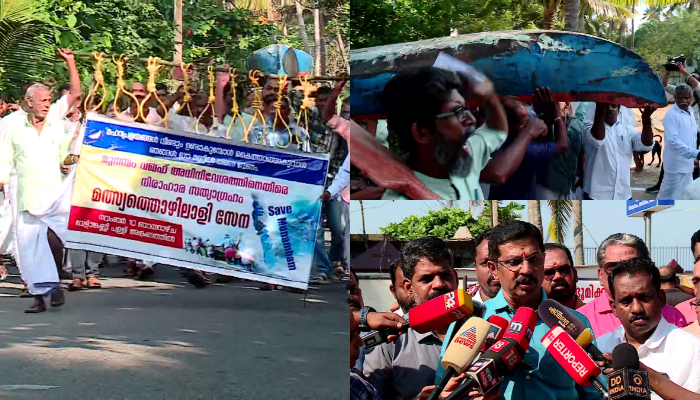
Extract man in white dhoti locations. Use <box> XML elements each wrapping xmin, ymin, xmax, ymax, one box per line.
<box><xmin>0</xmin><ymin>48</ymin><xmax>82</xmax><ymax>313</ymax></box>
<box><xmin>658</xmin><ymin>84</ymin><xmax>700</xmax><ymax>200</ymax></box>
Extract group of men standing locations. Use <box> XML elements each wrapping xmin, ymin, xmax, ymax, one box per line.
<box><xmin>350</xmin><ymin>222</ymin><xmax>700</xmax><ymax>400</ymax></box>
<box><xmin>352</xmin><ymin>64</ymin><xmax>700</xmax><ymax>200</ymax></box>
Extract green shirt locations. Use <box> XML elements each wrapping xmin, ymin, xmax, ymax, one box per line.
<box><xmin>537</xmin><ymin>110</ymin><xmax>585</xmax><ymax>194</ymax></box>
<box><xmin>381</xmin><ymin>125</ymin><xmax>507</xmax><ymax>200</ymax></box>
<box><xmin>0</xmin><ymin>96</ymin><xmax>72</xmax><ymax>211</ymax></box>
<box><xmin>222</xmin><ymin>112</ymin><xmax>254</xmax><ymax>143</ymax></box>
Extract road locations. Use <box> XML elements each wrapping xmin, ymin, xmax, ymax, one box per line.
<box><xmin>0</xmin><ymin>264</ymin><xmax>347</xmax><ymax>400</ymax></box>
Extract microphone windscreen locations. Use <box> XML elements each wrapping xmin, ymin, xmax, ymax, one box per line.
<box><xmin>442</xmin><ymin>317</ymin><xmax>492</xmax><ymax>374</ymax></box>
<box><xmin>502</xmin><ymin>307</ymin><xmax>537</xmax><ymax>351</ymax></box>
<box><xmin>408</xmin><ymin>289</ymin><xmax>474</xmax><ymax>334</ymax></box>
<box><xmin>538</xmin><ymin>299</ymin><xmax>587</xmax><ymax>339</ymax></box>
<box><xmin>612</xmin><ymin>343</ymin><xmax>640</xmax><ymax>371</ymax></box>
<box><xmin>541</xmin><ymin>326</ymin><xmax>601</xmax><ymax>385</ymax></box>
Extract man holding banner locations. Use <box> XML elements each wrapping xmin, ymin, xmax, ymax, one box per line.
<box><xmin>0</xmin><ymin>48</ymin><xmax>82</xmax><ymax>313</ymax></box>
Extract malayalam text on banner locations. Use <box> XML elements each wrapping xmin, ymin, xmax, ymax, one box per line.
<box><xmin>64</xmin><ymin>113</ymin><xmax>330</xmax><ymax>290</ymax></box>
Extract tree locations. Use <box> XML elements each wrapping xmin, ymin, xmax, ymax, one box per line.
<box><xmin>0</xmin><ymin>0</ymin><xmax>55</xmax><ymax>99</ymax></box>
<box><xmin>294</xmin><ymin>0</ymin><xmax>311</xmax><ymax>53</ymax></box>
<box><xmin>573</xmin><ymin>200</ymin><xmax>584</xmax><ymax>265</ymax></box>
<box><xmin>528</xmin><ymin>201</ymin><xmax>543</xmax><ymax>233</ymax></box>
<box><xmin>635</xmin><ymin>10</ymin><xmax>700</xmax><ymax>71</ymax></box>
<box><xmin>379</xmin><ymin>202</ymin><xmax>524</xmax><ymax>239</ymax></box>
<box><xmin>547</xmin><ymin>200</ymin><xmax>572</xmax><ymax>243</ymax></box>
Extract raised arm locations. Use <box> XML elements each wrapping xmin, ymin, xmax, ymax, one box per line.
<box><xmin>679</xmin><ymin>63</ymin><xmax>699</xmax><ymax>90</ymax></box>
<box><xmin>58</xmin><ymin>49</ymin><xmax>81</xmax><ymax>111</ymax></box>
<box><xmin>639</xmin><ymin>104</ymin><xmax>656</xmax><ymax>147</ymax></box>
<box><xmin>591</xmin><ymin>103</ymin><xmax>607</xmax><ymax>141</ymax></box>
<box><xmin>480</xmin><ymin>118</ymin><xmax>547</xmax><ymax>185</ymax></box>
<box><xmin>535</xmin><ymin>87</ymin><xmax>568</xmax><ymax>155</ymax></box>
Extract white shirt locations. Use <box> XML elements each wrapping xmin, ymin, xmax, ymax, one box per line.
<box><xmin>0</xmin><ymin>96</ymin><xmax>72</xmax><ymax>211</ymax></box>
<box><xmin>583</xmin><ymin>118</ymin><xmax>653</xmax><ymax>200</ymax></box>
<box><xmin>665</xmin><ymin>84</ymin><xmax>700</xmax><ymax>127</ymax></box>
<box><xmin>597</xmin><ymin>317</ymin><xmax>700</xmax><ymax>400</ymax></box>
<box><xmin>581</xmin><ymin>103</ymin><xmax>636</xmax><ymax>130</ymax></box>
<box><xmin>327</xmin><ymin>155</ymin><xmax>349</xmax><ymax>200</ymax></box>
<box><xmin>662</xmin><ymin>104</ymin><xmax>699</xmax><ymax>174</ymax></box>
<box><xmin>167</xmin><ymin>109</ymin><xmax>227</xmax><ymax>137</ymax></box>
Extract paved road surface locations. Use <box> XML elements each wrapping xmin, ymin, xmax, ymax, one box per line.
<box><xmin>0</xmin><ymin>265</ymin><xmax>347</xmax><ymax>400</ymax></box>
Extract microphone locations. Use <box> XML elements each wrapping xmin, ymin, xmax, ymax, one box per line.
<box><xmin>444</xmin><ymin>307</ymin><xmax>537</xmax><ymax>400</ymax></box>
<box><xmin>607</xmin><ymin>343</ymin><xmax>651</xmax><ymax>400</ymax></box>
<box><xmin>428</xmin><ymin>317</ymin><xmax>492</xmax><ymax>400</ymax></box>
<box><xmin>481</xmin><ymin>315</ymin><xmax>509</xmax><ymax>353</ymax></box>
<box><xmin>538</xmin><ymin>299</ymin><xmax>612</xmax><ymax>369</ymax></box>
<box><xmin>363</xmin><ymin>290</ymin><xmax>475</xmax><ymax>349</ymax></box>
<box><xmin>443</xmin><ymin>338</ymin><xmax>526</xmax><ymax>400</ymax></box>
<box><xmin>542</xmin><ymin>326</ymin><xmax>608</xmax><ymax>397</ymax></box>
<box><xmin>501</xmin><ymin>307</ymin><xmax>537</xmax><ymax>351</ymax></box>
<box><xmin>408</xmin><ymin>289</ymin><xmax>475</xmax><ymax>334</ymax></box>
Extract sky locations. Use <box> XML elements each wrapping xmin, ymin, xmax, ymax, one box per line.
<box><xmin>350</xmin><ymin>200</ymin><xmax>700</xmax><ymax>252</ymax></box>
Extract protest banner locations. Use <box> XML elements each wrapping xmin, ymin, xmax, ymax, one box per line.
<box><xmin>64</xmin><ymin>113</ymin><xmax>329</xmax><ymax>290</ymax></box>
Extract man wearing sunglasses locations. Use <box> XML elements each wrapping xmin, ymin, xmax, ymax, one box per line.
<box><xmin>542</xmin><ymin>243</ymin><xmax>584</xmax><ymax>309</ymax></box>
<box><xmin>435</xmin><ymin>220</ymin><xmax>604</xmax><ymax>400</ymax></box>
<box><xmin>578</xmin><ymin>233</ymin><xmax>687</xmax><ymax>338</ymax></box>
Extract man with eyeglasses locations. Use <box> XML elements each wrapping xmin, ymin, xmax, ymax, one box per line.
<box><xmin>683</xmin><ymin>294</ymin><xmax>700</xmax><ymax>338</ymax></box>
<box><xmin>542</xmin><ymin>243</ymin><xmax>584</xmax><ymax>309</ymax></box>
<box><xmin>435</xmin><ymin>220</ymin><xmax>604</xmax><ymax>400</ymax></box>
<box><xmin>577</xmin><ymin>233</ymin><xmax>687</xmax><ymax>338</ymax></box>
<box><xmin>381</xmin><ymin>66</ymin><xmax>520</xmax><ymax>200</ymax></box>
<box><xmin>488</xmin><ymin>88</ymin><xmax>569</xmax><ymax>200</ymax></box>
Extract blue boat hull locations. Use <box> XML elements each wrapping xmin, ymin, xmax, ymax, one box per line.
<box><xmin>247</xmin><ymin>44</ymin><xmax>314</xmax><ymax>77</ymax></box>
<box><xmin>350</xmin><ymin>30</ymin><xmax>668</xmax><ymax>119</ymax></box>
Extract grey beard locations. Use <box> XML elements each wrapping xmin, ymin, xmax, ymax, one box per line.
<box><xmin>433</xmin><ymin>129</ymin><xmax>474</xmax><ymax>177</ymax></box>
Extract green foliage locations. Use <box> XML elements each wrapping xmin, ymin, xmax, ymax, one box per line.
<box><xmin>350</xmin><ymin>0</ymin><xmax>544</xmax><ymax>48</ymax></box>
<box><xmin>635</xmin><ymin>10</ymin><xmax>700</xmax><ymax>71</ymax></box>
<box><xmin>0</xmin><ymin>0</ymin><xmax>55</xmax><ymax>99</ymax></box>
<box><xmin>379</xmin><ymin>202</ymin><xmax>524</xmax><ymax>239</ymax></box>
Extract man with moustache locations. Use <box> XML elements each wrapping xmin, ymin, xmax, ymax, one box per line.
<box><xmin>657</xmin><ymin>84</ymin><xmax>700</xmax><ymax>199</ymax></box>
<box><xmin>488</xmin><ymin>88</ymin><xmax>569</xmax><ymax>200</ymax></box>
<box><xmin>380</xmin><ymin>67</ymin><xmax>516</xmax><ymax>200</ymax></box>
<box><xmin>578</xmin><ymin>233</ymin><xmax>687</xmax><ymax>338</ymax></box>
<box><xmin>596</xmin><ymin>258</ymin><xmax>700</xmax><ymax>399</ymax></box>
<box><xmin>118</xmin><ymin>82</ymin><xmax>163</xmax><ymax>125</ymax></box>
<box><xmin>434</xmin><ymin>221</ymin><xmax>603</xmax><ymax>400</ymax></box>
<box><xmin>542</xmin><ymin>243</ymin><xmax>584</xmax><ymax>309</ymax></box>
<box><xmin>583</xmin><ymin>102</ymin><xmax>655</xmax><ymax>199</ymax></box>
<box><xmin>362</xmin><ymin>236</ymin><xmax>458</xmax><ymax>400</ymax></box>
<box><xmin>388</xmin><ymin>260</ymin><xmax>412</xmax><ymax>316</ymax></box>
<box><xmin>469</xmin><ymin>229</ymin><xmax>501</xmax><ymax>303</ymax></box>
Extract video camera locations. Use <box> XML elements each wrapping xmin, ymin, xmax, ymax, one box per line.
<box><xmin>664</xmin><ymin>55</ymin><xmax>686</xmax><ymax>72</ymax></box>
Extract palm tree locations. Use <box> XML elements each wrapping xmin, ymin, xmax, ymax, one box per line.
<box><xmin>573</xmin><ymin>200</ymin><xmax>584</xmax><ymax>265</ymax></box>
<box><xmin>0</xmin><ymin>0</ymin><xmax>55</xmax><ymax>100</ymax></box>
<box><xmin>528</xmin><ymin>201</ymin><xmax>543</xmax><ymax>233</ymax></box>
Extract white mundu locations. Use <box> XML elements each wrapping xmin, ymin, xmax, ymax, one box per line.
<box><xmin>597</xmin><ymin>317</ymin><xmax>700</xmax><ymax>400</ymax></box>
<box><xmin>0</xmin><ymin>96</ymin><xmax>74</xmax><ymax>295</ymax></box>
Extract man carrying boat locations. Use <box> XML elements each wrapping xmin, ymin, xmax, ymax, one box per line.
<box><xmin>379</xmin><ymin>66</ymin><xmax>513</xmax><ymax>200</ymax></box>
<box><xmin>583</xmin><ymin>102</ymin><xmax>656</xmax><ymax>200</ymax></box>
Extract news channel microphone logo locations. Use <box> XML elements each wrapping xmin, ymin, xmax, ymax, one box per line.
<box><xmin>506</xmin><ymin>321</ymin><xmax>533</xmax><ymax>341</ymax></box>
<box><xmin>445</xmin><ymin>292</ymin><xmax>457</xmax><ymax>309</ymax></box>
<box><xmin>454</xmin><ymin>325</ymin><xmax>478</xmax><ymax>349</ymax></box>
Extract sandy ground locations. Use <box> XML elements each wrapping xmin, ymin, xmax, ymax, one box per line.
<box><xmin>629</xmin><ymin>106</ymin><xmax>669</xmax><ymax>200</ymax></box>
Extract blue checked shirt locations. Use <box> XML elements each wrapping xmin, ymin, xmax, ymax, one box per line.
<box><xmin>435</xmin><ymin>289</ymin><xmax>606</xmax><ymax>400</ymax></box>
<box><xmin>351</xmin><ymin>370</ymin><xmax>382</xmax><ymax>400</ymax></box>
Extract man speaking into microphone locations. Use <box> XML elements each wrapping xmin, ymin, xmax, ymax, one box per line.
<box><xmin>435</xmin><ymin>221</ymin><xmax>605</xmax><ymax>400</ymax></box>
<box><xmin>596</xmin><ymin>258</ymin><xmax>700</xmax><ymax>398</ymax></box>
<box><xmin>363</xmin><ymin>237</ymin><xmax>461</xmax><ymax>400</ymax></box>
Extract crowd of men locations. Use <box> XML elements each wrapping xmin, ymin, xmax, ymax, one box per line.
<box><xmin>350</xmin><ymin>223</ymin><xmax>700</xmax><ymax>400</ymax></box>
<box><xmin>0</xmin><ymin>49</ymin><xmax>350</xmax><ymax>313</ymax></box>
<box><xmin>351</xmin><ymin>63</ymin><xmax>700</xmax><ymax>200</ymax></box>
